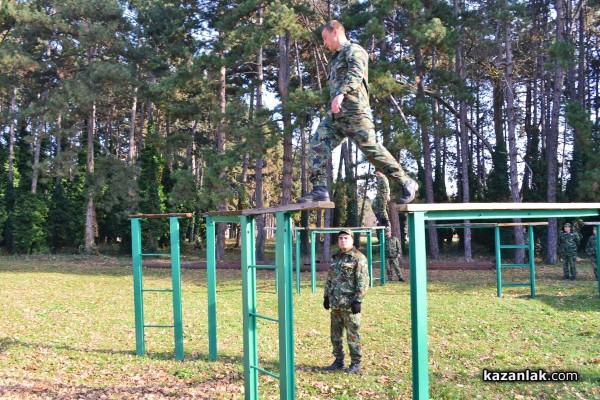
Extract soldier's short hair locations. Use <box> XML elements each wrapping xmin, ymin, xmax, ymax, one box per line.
<box><xmin>323</xmin><ymin>20</ymin><xmax>345</xmax><ymax>34</ymax></box>
<box><xmin>563</xmin><ymin>222</ymin><xmax>571</xmax><ymax>228</ymax></box>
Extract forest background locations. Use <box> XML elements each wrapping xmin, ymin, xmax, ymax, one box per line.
<box><xmin>1</xmin><ymin>0</ymin><xmax>600</xmax><ymax>264</ymax></box>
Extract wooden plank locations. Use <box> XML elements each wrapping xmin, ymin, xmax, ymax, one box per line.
<box><xmin>241</xmin><ymin>201</ymin><xmax>335</xmax><ymax>216</ymax></box>
<box><xmin>396</xmin><ymin>202</ymin><xmax>600</xmax><ymax>212</ymax></box>
<box><xmin>203</xmin><ymin>210</ymin><xmax>243</xmax><ymax>217</ymax></box>
<box><xmin>129</xmin><ymin>213</ymin><xmax>193</xmax><ymax>219</ymax></box>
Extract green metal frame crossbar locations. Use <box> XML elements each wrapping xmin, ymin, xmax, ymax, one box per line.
<box><xmin>396</xmin><ymin>203</ymin><xmax>600</xmax><ymax>400</ymax></box>
<box><xmin>129</xmin><ymin>213</ymin><xmax>192</xmax><ymax>361</ymax></box>
<box><xmin>293</xmin><ymin>227</ymin><xmax>386</xmax><ymax>293</ymax></box>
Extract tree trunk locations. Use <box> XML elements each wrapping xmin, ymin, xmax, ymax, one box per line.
<box><xmin>504</xmin><ymin>14</ymin><xmax>525</xmax><ymax>263</ymax></box>
<box><xmin>546</xmin><ymin>0</ymin><xmax>566</xmax><ymax>265</ymax></box>
<box><xmin>455</xmin><ymin>0</ymin><xmax>471</xmax><ymax>261</ymax></box>
<box><xmin>128</xmin><ymin>87</ymin><xmax>138</xmax><ymax>164</ymax></box>
<box><xmin>216</xmin><ymin>59</ymin><xmax>228</xmax><ymax>261</ymax></box>
<box><xmin>31</xmin><ymin>117</ymin><xmax>41</xmax><ymax>194</ymax></box>
<box><xmin>84</xmin><ymin>101</ymin><xmax>97</xmax><ymax>253</ymax></box>
<box><xmin>279</xmin><ymin>31</ymin><xmax>293</xmax><ymax>205</ymax></box>
<box><xmin>413</xmin><ymin>44</ymin><xmax>439</xmax><ymax>260</ymax></box>
<box><xmin>254</xmin><ymin>7</ymin><xmax>266</xmax><ymax>260</ymax></box>
<box><xmin>8</xmin><ymin>86</ymin><xmax>16</xmax><ymax>185</ymax></box>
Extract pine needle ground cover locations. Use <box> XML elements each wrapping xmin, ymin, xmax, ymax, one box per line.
<box><xmin>0</xmin><ymin>256</ymin><xmax>599</xmax><ymax>399</ymax></box>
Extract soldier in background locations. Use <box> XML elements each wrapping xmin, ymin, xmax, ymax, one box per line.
<box><xmin>558</xmin><ymin>222</ymin><xmax>581</xmax><ymax>280</ymax></box>
<box><xmin>372</xmin><ymin>171</ymin><xmax>390</xmax><ymax>227</ymax></box>
<box><xmin>384</xmin><ymin>227</ymin><xmax>404</xmax><ymax>282</ymax></box>
<box><xmin>586</xmin><ymin>226</ymin><xmax>597</xmax><ymax>280</ymax></box>
<box><xmin>323</xmin><ymin>229</ymin><xmax>369</xmax><ymax>374</ymax></box>
<box><xmin>296</xmin><ymin>19</ymin><xmax>418</xmax><ymax>204</ymax></box>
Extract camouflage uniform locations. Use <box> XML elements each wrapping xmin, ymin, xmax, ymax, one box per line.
<box><xmin>558</xmin><ymin>227</ymin><xmax>581</xmax><ymax>279</ymax></box>
<box><xmin>585</xmin><ymin>231</ymin><xmax>597</xmax><ymax>280</ymax></box>
<box><xmin>372</xmin><ymin>175</ymin><xmax>390</xmax><ymax>227</ymax></box>
<box><xmin>308</xmin><ymin>41</ymin><xmax>410</xmax><ymax>188</ymax></box>
<box><xmin>324</xmin><ymin>246</ymin><xmax>369</xmax><ymax>365</ymax></box>
<box><xmin>385</xmin><ymin>234</ymin><xmax>403</xmax><ymax>281</ymax></box>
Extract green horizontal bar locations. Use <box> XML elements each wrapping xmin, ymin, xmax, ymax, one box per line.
<box><xmin>142</xmin><ymin>289</ymin><xmax>173</xmax><ymax>293</ymax></box>
<box><xmin>500</xmin><ymin>264</ymin><xmax>531</xmax><ymax>268</ymax></box>
<box><xmin>501</xmin><ymin>283</ymin><xmax>531</xmax><ymax>287</ymax></box>
<box><xmin>248</xmin><ymin>264</ymin><xmax>277</xmax><ymax>270</ymax></box>
<box><xmin>423</xmin><ymin>209</ymin><xmax>600</xmax><ymax>221</ymax></box>
<box><xmin>142</xmin><ymin>253</ymin><xmax>170</xmax><ymax>257</ymax></box>
<box><xmin>499</xmin><ymin>244</ymin><xmax>529</xmax><ymax>249</ymax></box>
<box><xmin>206</xmin><ymin>215</ymin><xmax>241</xmax><ymax>223</ymax></box>
<box><xmin>311</xmin><ymin>229</ymin><xmax>372</xmax><ymax>234</ymax></box>
<box><xmin>144</xmin><ymin>324</ymin><xmax>175</xmax><ymax>328</ymax></box>
<box><xmin>250</xmin><ymin>312</ymin><xmax>279</xmax><ymax>323</ymax></box>
<box><xmin>252</xmin><ymin>365</ymin><xmax>280</xmax><ymax>380</ymax></box>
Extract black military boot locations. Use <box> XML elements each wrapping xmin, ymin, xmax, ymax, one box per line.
<box><xmin>324</xmin><ymin>358</ymin><xmax>344</xmax><ymax>371</ymax></box>
<box><xmin>296</xmin><ymin>186</ymin><xmax>330</xmax><ymax>203</ymax></box>
<box><xmin>345</xmin><ymin>362</ymin><xmax>362</xmax><ymax>374</ymax></box>
<box><xmin>395</xmin><ymin>178</ymin><xmax>418</xmax><ymax>204</ymax></box>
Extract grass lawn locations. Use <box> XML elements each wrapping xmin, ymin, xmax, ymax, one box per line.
<box><xmin>0</xmin><ymin>255</ymin><xmax>599</xmax><ymax>399</ymax></box>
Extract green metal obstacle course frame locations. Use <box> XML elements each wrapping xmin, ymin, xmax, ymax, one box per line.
<box><xmin>204</xmin><ymin>202</ymin><xmax>335</xmax><ymax>400</ymax></box>
<box><xmin>399</xmin><ymin>202</ymin><xmax>600</xmax><ymax>400</ymax></box>
<box><xmin>129</xmin><ymin>212</ymin><xmax>192</xmax><ymax>361</ymax></box>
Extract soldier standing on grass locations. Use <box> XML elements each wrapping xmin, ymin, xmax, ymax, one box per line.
<box><xmin>586</xmin><ymin>226</ymin><xmax>598</xmax><ymax>280</ymax></box>
<box><xmin>384</xmin><ymin>228</ymin><xmax>404</xmax><ymax>282</ymax></box>
<box><xmin>296</xmin><ymin>20</ymin><xmax>418</xmax><ymax>204</ymax></box>
<box><xmin>323</xmin><ymin>229</ymin><xmax>369</xmax><ymax>374</ymax></box>
<box><xmin>372</xmin><ymin>171</ymin><xmax>391</xmax><ymax>227</ymax></box>
<box><xmin>558</xmin><ymin>223</ymin><xmax>581</xmax><ymax>280</ymax></box>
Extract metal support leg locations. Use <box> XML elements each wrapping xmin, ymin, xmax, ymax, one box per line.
<box><xmin>367</xmin><ymin>231</ymin><xmax>373</xmax><ymax>287</ymax></box>
<box><xmin>131</xmin><ymin>218</ymin><xmax>145</xmax><ymax>356</ymax></box>
<box><xmin>379</xmin><ymin>228</ymin><xmax>386</xmax><ymax>285</ymax></box>
<box><xmin>169</xmin><ymin>217</ymin><xmax>184</xmax><ymax>361</ymax></box>
<box><xmin>528</xmin><ymin>225</ymin><xmax>536</xmax><ymax>298</ymax></box>
<box><xmin>206</xmin><ymin>217</ymin><xmax>218</xmax><ymax>361</ymax></box>
<box><xmin>276</xmin><ymin>212</ymin><xmax>295</xmax><ymax>400</ymax></box>
<box><xmin>495</xmin><ymin>226</ymin><xmax>502</xmax><ymax>298</ymax></box>
<box><xmin>310</xmin><ymin>231</ymin><xmax>317</xmax><ymax>293</ymax></box>
<box><xmin>296</xmin><ymin>231</ymin><xmax>301</xmax><ymax>294</ymax></box>
<box><xmin>408</xmin><ymin>212</ymin><xmax>429</xmax><ymax>400</ymax></box>
<box><xmin>241</xmin><ymin>216</ymin><xmax>258</xmax><ymax>400</ymax></box>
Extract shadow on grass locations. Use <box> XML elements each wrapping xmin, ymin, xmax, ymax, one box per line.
<box><xmin>0</xmin><ymin>337</ymin><xmax>134</xmax><ymax>357</ymax></box>
<box><xmin>533</xmin><ymin>294</ymin><xmax>600</xmax><ymax>312</ymax></box>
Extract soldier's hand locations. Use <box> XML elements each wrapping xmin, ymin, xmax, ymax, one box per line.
<box><xmin>351</xmin><ymin>300</ymin><xmax>361</xmax><ymax>314</ymax></box>
<box><xmin>331</xmin><ymin>93</ymin><xmax>344</xmax><ymax>114</ymax></box>
<box><xmin>323</xmin><ymin>296</ymin><xmax>330</xmax><ymax>310</ymax></box>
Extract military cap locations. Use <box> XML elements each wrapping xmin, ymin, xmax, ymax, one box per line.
<box><xmin>338</xmin><ymin>228</ymin><xmax>353</xmax><ymax>236</ymax></box>
<box><xmin>563</xmin><ymin>223</ymin><xmax>571</xmax><ymax>228</ymax></box>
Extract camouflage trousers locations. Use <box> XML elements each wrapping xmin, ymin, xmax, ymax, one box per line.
<box><xmin>309</xmin><ymin>112</ymin><xmax>409</xmax><ymax>187</ymax></box>
<box><xmin>562</xmin><ymin>255</ymin><xmax>577</xmax><ymax>278</ymax></box>
<box><xmin>330</xmin><ymin>308</ymin><xmax>362</xmax><ymax>364</ymax></box>
<box><xmin>386</xmin><ymin>257</ymin><xmax>402</xmax><ymax>281</ymax></box>
<box><xmin>372</xmin><ymin>200</ymin><xmax>389</xmax><ymax>227</ymax></box>
<box><xmin>592</xmin><ymin>256</ymin><xmax>598</xmax><ymax>279</ymax></box>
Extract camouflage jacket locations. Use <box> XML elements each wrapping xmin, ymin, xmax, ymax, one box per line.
<box><xmin>558</xmin><ymin>231</ymin><xmax>581</xmax><ymax>256</ymax></box>
<box><xmin>328</xmin><ymin>41</ymin><xmax>371</xmax><ymax>115</ymax></box>
<box><xmin>586</xmin><ymin>234</ymin><xmax>597</xmax><ymax>256</ymax></box>
<box><xmin>324</xmin><ymin>246</ymin><xmax>369</xmax><ymax>310</ymax></box>
<box><xmin>373</xmin><ymin>175</ymin><xmax>390</xmax><ymax>208</ymax></box>
<box><xmin>385</xmin><ymin>235</ymin><xmax>401</xmax><ymax>258</ymax></box>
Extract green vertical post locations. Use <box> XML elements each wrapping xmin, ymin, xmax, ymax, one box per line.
<box><xmin>131</xmin><ymin>218</ymin><xmax>145</xmax><ymax>357</ymax></box>
<box><xmin>276</xmin><ymin>211</ymin><xmax>295</xmax><ymax>400</ymax></box>
<box><xmin>206</xmin><ymin>217</ymin><xmax>218</xmax><ymax>361</ymax></box>
<box><xmin>379</xmin><ymin>228</ymin><xmax>386</xmax><ymax>285</ymax></box>
<box><xmin>528</xmin><ymin>225</ymin><xmax>536</xmax><ymax>298</ymax></box>
<box><xmin>169</xmin><ymin>217</ymin><xmax>184</xmax><ymax>361</ymax></box>
<box><xmin>310</xmin><ymin>231</ymin><xmax>317</xmax><ymax>293</ymax></box>
<box><xmin>408</xmin><ymin>212</ymin><xmax>428</xmax><ymax>400</ymax></box>
<box><xmin>495</xmin><ymin>226</ymin><xmax>502</xmax><ymax>297</ymax></box>
<box><xmin>295</xmin><ymin>230</ymin><xmax>301</xmax><ymax>294</ymax></box>
<box><xmin>367</xmin><ymin>230</ymin><xmax>373</xmax><ymax>287</ymax></box>
<box><xmin>597</xmin><ymin>227</ymin><xmax>600</xmax><ymax>298</ymax></box>
<box><xmin>241</xmin><ymin>215</ymin><xmax>258</xmax><ymax>400</ymax></box>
